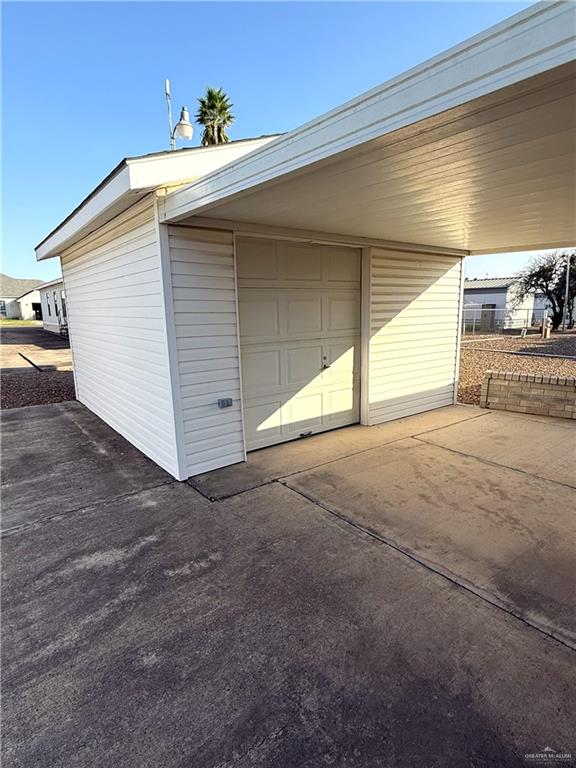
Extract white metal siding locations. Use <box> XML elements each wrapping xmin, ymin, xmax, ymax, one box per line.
<box><xmin>40</xmin><ymin>284</ymin><xmax>65</xmax><ymax>333</ymax></box>
<box><xmin>4</xmin><ymin>300</ymin><xmax>20</xmax><ymax>320</ymax></box>
<box><xmin>168</xmin><ymin>226</ymin><xmax>245</xmax><ymax>476</ymax></box>
<box><xmin>463</xmin><ymin>289</ymin><xmax>508</xmax><ymax>311</ymax></box>
<box><xmin>464</xmin><ymin>287</ymin><xmax>536</xmax><ymax>327</ymax></box>
<box><xmin>365</xmin><ymin>248</ymin><xmax>463</xmax><ymax>424</ymax></box>
<box><xmin>60</xmin><ymin>197</ymin><xmax>181</xmax><ymax>477</ymax></box>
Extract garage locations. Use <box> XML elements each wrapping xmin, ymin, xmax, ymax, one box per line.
<box><xmin>33</xmin><ymin>4</ymin><xmax>575</xmax><ymax>480</ymax></box>
<box><xmin>236</xmin><ymin>237</ymin><xmax>361</xmax><ymax>450</ymax></box>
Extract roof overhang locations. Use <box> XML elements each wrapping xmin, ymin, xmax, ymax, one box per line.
<box><xmin>15</xmin><ymin>288</ymin><xmax>41</xmax><ymax>300</ymax></box>
<box><xmin>37</xmin><ymin>278</ymin><xmax>65</xmax><ymax>290</ymax></box>
<box><xmin>160</xmin><ymin>2</ymin><xmax>576</xmax><ymax>255</ymax></box>
<box><xmin>35</xmin><ymin>137</ymin><xmax>280</xmax><ymax>261</ymax></box>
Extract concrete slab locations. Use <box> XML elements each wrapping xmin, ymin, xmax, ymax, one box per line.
<box><xmin>189</xmin><ymin>405</ymin><xmax>486</xmax><ymax>499</ymax></box>
<box><xmin>283</xmin><ymin>437</ymin><xmax>576</xmax><ymax>647</ymax></box>
<box><xmin>420</xmin><ymin>409</ymin><xmax>576</xmax><ymax>488</ymax></box>
<box><xmin>0</xmin><ymin>402</ymin><xmax>171</xmax><ymax>532</ymax></box>
<box><xmin>0</xmin><ymin>325</ymin><xmax>72</xmax><ymax>371</ymax></box>
<box><xmin>3</xmin><ymin>481</ymin><xmax>575</xmax><ymax>768</ymax></box>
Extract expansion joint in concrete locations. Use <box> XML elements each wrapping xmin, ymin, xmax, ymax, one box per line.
<box><xmin>412</xmin><ymin>436</ymin><xmax>576</xmax><ymax>491</ymax></box>
<box><xmin>279</xmin><ymin>480</ymin><xmax>576</xmax><ymax>654</ymax></box>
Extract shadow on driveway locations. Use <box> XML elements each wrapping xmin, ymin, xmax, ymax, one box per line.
<box><xmin>2</xmin><ymin>401</ymin><xmax>575</xmax><ymax>767</ymax></box>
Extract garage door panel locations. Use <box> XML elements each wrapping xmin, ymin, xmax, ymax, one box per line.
<box><xmin>285</xmin><ymin>295</ymin><xmax>323</xmax><ymax>335</ymax></box>
<box><xmin>286</xmin><ymin>344</ymin><xmax>323</xmax><ymax>386</ymax></box>
<box><xmin>324</xmin><ymin>387</ymin><xmax>360</xmax><ymax>426</ymax></box>
<box><xmin>283</xmin><ymin>243</ymin><xmax>323</xmax><ymax>281</ymax></box>
<box><xmin>243</xmin><ymin>398</ymin><xmax>283</xmax><ymax>449</ymax></box>
<box><xmin>328</xmin><ymin>247</ymin><xmax>362</xmax><ymax>282</ymax></box>
<box><xmin>322</xmin><ymin>340</ymin><xmax>359</xmax><ymax>382</ymax></box>
<box><xmin>236</xmin><ymin>239</ymin><xmax>279</xmax><ymax>280</ymax></box>
<box><xmin>327</xmin><ymin>295</ymin><xmax>361</xmax><ymax>332</ymax></box>
<box><xmin>239</xmin><ymin>295</ymin><xmax>279</xmax><ymax>339</ymax></box>
<box><xmin>285</xmin><ymin>392</ymin><xmax>324</xmax><ymax>434</ymax></box>
<box><xmin>241</xmin><ymin>349</ymin><xmax>281</xmax><ymax>390</ymax></box>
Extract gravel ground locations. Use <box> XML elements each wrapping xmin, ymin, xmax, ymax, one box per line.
<box><xmin>1</xmin><ymin>371</ymin><xmax>76</xmax><ymax>409</ymax></box>
<box><xmin>458</xmin><ymin>348</ymin><xmax>576</xmax><ymax>405</ymax></box>
<box><xmin>461</xmin><ymin>332</ymin><xmax>576</xmax><ymax>357</ymax></box>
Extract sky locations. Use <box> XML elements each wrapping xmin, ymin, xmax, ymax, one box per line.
<box><xmin>2</xmin><ymin>0</ymin><xmax>538</xmax><ymax>282</ymax></box>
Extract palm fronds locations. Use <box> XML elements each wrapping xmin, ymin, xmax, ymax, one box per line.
<box><xmin>195</xmin><ymin>87</ymin><xmax>235</xmax><ymax>146</ymax></box>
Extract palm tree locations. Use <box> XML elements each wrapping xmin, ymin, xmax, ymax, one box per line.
<box><xmin>195</xmin><ymin>87</ymin><xmax>235</xmax><ymax>146</ymax></box>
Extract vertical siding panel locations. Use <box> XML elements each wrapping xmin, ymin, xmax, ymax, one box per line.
<box><xmin>60</xmin><ymin>197</ymin><xmax>181</xmax><ymax>477</ymax></box>
<box><xmin>367</xmin><ymin>248</ymin><xmax>463</xmax><ymax>423</ymax></box>
<box><xmin>168</xmin><ymin>226</ymin><xmax>245</xmax><ymax>477</ymax></box>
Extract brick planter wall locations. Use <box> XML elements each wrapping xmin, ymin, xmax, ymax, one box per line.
<box><xmin>480</xmin><ymin>370</ymin><xmax>576</xmax><ymax>419</ymax></box>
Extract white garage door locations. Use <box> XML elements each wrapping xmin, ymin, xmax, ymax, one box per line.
<box><xmin>237</xmin><ymin>237</ymin><xmax>361</xmax><ymax>451</ymax></box>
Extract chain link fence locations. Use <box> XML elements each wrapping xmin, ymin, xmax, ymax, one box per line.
<box><xmin>461</xmin><ymin>306</ymin><xmax>549</xmax><ymax>336</ymax></box>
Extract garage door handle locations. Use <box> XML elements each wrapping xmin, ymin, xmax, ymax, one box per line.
<box><xmin>322</xmin><ymin>363</ymin><xmax>331</xmax><ymax>369</ymax></box>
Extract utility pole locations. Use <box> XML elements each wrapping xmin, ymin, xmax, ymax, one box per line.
<box><xmin>561</xmin><ymin>251</ymin><xmax>571</xmax><ymax>331</ymax></box>
<box><xmin>165</xmin><ymin>79</ymin><xmax>175</xmax><ymax>151</ymax></box>
<box><xmin>164</xmin><ymin>79</ymin><xmax>194</xmax><ymax>150</ymax></box>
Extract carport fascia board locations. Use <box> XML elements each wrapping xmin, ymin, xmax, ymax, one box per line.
<box><xmin>159</xmin><ymin>1</ymin><xmax>574</xmax><ymax>224</ymax></box>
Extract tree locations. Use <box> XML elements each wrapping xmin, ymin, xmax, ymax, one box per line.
<box><xmin>515</xmin><ymin>249</ymin><xmax>576</xmax><ymax>330</ymax></box>
<box><xmin>195</xmin><ymin>87</ymin><xmax>235</xmax><ymax>146</ymax></box>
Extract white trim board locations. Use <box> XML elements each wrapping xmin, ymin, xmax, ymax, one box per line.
<box><xmin>155</xmin><ymin>201</ymin><xmax>189</xmax><ymax>481</ymax></box>
<box><xmin>171</xmin><ymin>217</ymin><xmax>470</xmax><ymax>259</ymax></box>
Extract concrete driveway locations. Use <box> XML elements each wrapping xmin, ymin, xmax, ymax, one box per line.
<box><xmin>2</xmin><ymin>402</ymin><xmax>575</xmax><ymax>767</ymax></box>
<box><xmin>0</xmin><ymin>325</ymin><xmax>72</xmax><ymax>371</ymax></box>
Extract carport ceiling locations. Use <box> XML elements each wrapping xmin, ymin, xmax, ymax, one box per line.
<box><xmin>169</xmin><ymin>63</ymin><xmax>575</xmax><ymax>254</ymax></box>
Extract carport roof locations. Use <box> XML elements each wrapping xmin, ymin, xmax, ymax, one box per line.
<box><xmin>160</xmin><ymin>1</ymin><xmax>576</xmax><ymax>255</ymax></box>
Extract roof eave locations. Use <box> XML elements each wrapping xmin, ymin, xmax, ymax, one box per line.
<box><xmin>35</xmin><ymin>163</ymin><xmax>133</xmax><ymax>261</ymax></box>
<box><xmin>35</xmin><ymin>136</ymin><xmax>282</xmax><ymax>262</ymax></box>
<box><xmin>37</xmin><ymin>278</ymin><xmax>65</xmax><ymax>290</ymax></box>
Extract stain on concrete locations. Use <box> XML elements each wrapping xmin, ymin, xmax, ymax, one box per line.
<box><xmin>189</xmin><ymin>406</ymin><xmax>486</xmax><ymax>500</ymax></box>
<box><xmin>164</xmin><ymin>550</ymin><xmax>223</xmax><ymax>577</ymax></box>
<box><xmin>0</xmin><ymin>402</ymin><xmax>172</xmax><ymax>532</ymax></box>
<box><xmin>66</xmin><ymin>535</ymin><xmax>159</xmax><ymax>572</ymax></box>
<box><xmin>283</xmin><ymin>437</ymin><xmax>576</xmax><ymax>646</ymax></box>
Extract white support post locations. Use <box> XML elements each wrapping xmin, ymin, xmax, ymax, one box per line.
<box><xmin>360</xmin><ymin>247</ymin><xmax>372</xmax><ymax>425</ymax></box>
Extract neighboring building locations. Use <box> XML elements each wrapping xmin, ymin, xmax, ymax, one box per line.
<box><xmin>0</xmin><ymin>274</ymin><xmax>43</xmax><ymax>319</ymax></box>
<box><xmin>34</xmin><ymin>4</ymin><xmax>575</xmax><ymax>480</ymax></box>
<box><xmin>463</xmin><ymin>277</ymin><xmax>549</xmax><ymax>330</ymax></box>
<box><xmin>15</xmin><ymin>288</ymin><xmax>42</xmax><ymax>320</ymax></box>
<box><xmin>38</xmin><ymin>278</ymin><xmax>66</xmax><ymax>333</ymax></box>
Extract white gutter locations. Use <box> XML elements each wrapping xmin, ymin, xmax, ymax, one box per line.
<box><xmin>160</xmin><ymin>1</ymin><xmax>575</xmax><ymax>223</ymax></box>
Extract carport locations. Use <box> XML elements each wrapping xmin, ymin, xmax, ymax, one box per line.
<box><xmin>35</xmin><ymin>2</ymin><xmax>576</xmax><ymax>480</ymax></box>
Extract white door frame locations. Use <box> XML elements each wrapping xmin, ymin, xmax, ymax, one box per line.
<box><xmin>233</xmin><ymin>231</ymin><xmax>366</xmax><ymax>452</ymax></box>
